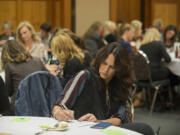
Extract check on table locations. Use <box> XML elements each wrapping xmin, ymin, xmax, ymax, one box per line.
<box><xmin>0</xmin><ymin>116</ymin><xmax>142</xmax><ymax>135</ymax></box>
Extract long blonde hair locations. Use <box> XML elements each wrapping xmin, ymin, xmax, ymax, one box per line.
<box><xmin>142</xmin><ymin>28</ymin><xmax>160</xmax><ymax>45</ymax></box>
<box><xmin>131</xmin><ymin>20</ymin><xmax>142</xmax><ymax>40</ymax></box>
<box><xmin>102</xmin><ymin>20</ymin><xmax>117</xmax><ymax>38</ymax></box>
<box><xmin>51</xmin><ymin>32</ymin><xmax>84</xmax><ymax>65</ymax></box>
<box><xmin>16</xmin><ymin>21</ymin><xmax>40</xmax><ymax>45</ymax></box>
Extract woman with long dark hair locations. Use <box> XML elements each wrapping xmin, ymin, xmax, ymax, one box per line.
<box><xmin>163</xmin><ymin>25</ymin><xmax>177</xmax><ymax>48</ymax></box>
<box><xmin>52</xmin><ymin>43</ymin><xmax>134</xmax><ymax>124</ymax></box>
<box><xmin>51</xmin><ymin>43</ymin><xmax>154</xmax><ymax>135</ymax></box>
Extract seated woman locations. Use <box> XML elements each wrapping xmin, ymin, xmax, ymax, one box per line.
<box><xmin>82</xmin><ymin>21</ymin><xmax>104</xmax><ymax>57</ymax></box>
<box><xmin>52</xmin><ymin>43</ymin><xmax>154</xmax><ymax>135</ymax></box>
<box><xmin>59</xmin><ymin>28</ymin><xmax>92</xmax><ymax>67</ymax></box>
<box><xmin>140</xmin><ymin>28</ymin><xmax>171</xmax><ymax>81</ymax></box>
<box><xmin>16</xmin><ymin>21</ymin><xmax>46</xmax><ymax>63</ymax></box>
<box><xmin>1</xmin><ymin>40</ymin><xmax>46</xmax><ymax>112</ymax></box>
<box><xmin>163</xmin><ymin>25</ymin><xmax>177</xmax><ymax>49</ymax></box>
<box><xmin>118</xmin><ymin>23</ymin><xmax>135</xmax><ymax>53</ymax></box>
<box><xmin>49</xmin><ymin>32</ymin><xmax>90</xmax><ymax>87</ymax></box>
<box><xmin>0</xmin><ymin>21</ymin><xmax>16</xmax><ymax>46</ymax></box>
<box><xmin>131</xmin><ymin>20</ymin><xmax>143</xmax><ymax>50</ymax></box>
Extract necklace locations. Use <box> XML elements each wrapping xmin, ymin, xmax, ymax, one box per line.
<box><xmin>105</xmin><ymin>87</ymin><xmax>111</xmax><ymax>114</ymax></box>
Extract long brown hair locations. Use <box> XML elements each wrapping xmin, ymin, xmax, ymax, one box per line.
<box><xmin>1</xmin><ymin>40</ymin><xmax>32</xmax><ymax>70</ymax></box>
<box><xmin>91</xmin><ymin>42</ymin><xmax>134</xmax><ymax>103</ymax></box>
<box><xmin>83</xmin><ymin>21</ymin><xmax>102</xmax><ymax>39</ymax></box>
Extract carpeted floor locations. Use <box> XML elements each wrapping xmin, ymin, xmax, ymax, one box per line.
<box><xmin>134</xmin><ymin>107</ymin><xmax>180</xmax><ymax>135</ymax></box>
<box><xmin>134</xmin><ymin>86</ymin><xmax>180</xmax><ymax>135</ymax></box>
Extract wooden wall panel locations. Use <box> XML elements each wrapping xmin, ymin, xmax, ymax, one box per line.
<box><xmin>129</xmin><ymin>0</ymin><xmax>141</xmax><ymax>21</ymax></box>
<box><xmin>144</xmin><ymin>0</ymin><xmax>152</xmax><ymax>28</ymax></box>
<box><xmin>62</xmin><ymin>0</ymin><xmax>71</xmax><ymax>29</ymax></box>
<box><xmin>111</xmin><ymin>0</ymin><xmax>179</xmax><ymax>28</ymax></box>
<box><xmin>145</xmin><ymin>0</ymin><xmax>180</xmax><ymax>28</ymax></box>
<box><xmin>110</xmin><ymin>0</ymin><xmax>117</xmax><ymax>22</ymax></box>
<box><xmin>54</xmin><ymin>0</ymin><xmax>71</xmax><ymax>29</ymax></box>
<box><xmin>0</xmin><ymin>0</ymin><xmax>72</xmax><ymax>33</ymax></box>
<box><xmin>21</xmin><ymin>0</ymin><xmax>47</xmax><ymax>31</ymax></box>
<box><xmin>55</xmin><ymin>0</ymin><xmax>63</xmax><ymax>28</ymax></box>
<box><xmin>151</xmin><ymin>0</ymin><xmax>179</xmax><ymax>27</ymax></box>
<box><xmin>0</xmin><ymin>0</ymin><xmax>17</xmax><ymax>33</ymax></box>
<box><xmin>110</xmin><ymin>0</ymin><xmax>141</xmax><ymax>23</ymax></box>
<box><xmin>152</xmin><ymin>2</ymin><xmax>177</xmax><ymax>27</ymax></box>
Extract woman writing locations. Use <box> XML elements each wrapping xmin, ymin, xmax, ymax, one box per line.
<box><xmin>52</xmin><ymin>42</ymin><xmax>133</xmax><ymax>124</ymax></box>
<box><xmin>52</xmin><ymin>43</ymin><xmax>154</xmax><ymax>135</ymax></box>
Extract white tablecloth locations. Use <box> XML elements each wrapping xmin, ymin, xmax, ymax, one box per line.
<box><xmin>166</xmin><ymin>51</ymin><xmax>180</xmax><ymax>76</ymax></box>
<box><xmin>0</xmin><ymin>116</ymin><xmax>142</xmax><ymax>135</ymax></box>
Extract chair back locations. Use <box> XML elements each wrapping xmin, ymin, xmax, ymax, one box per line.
<box><xmin>15</xmin><ymin>71</ymin><xmax>63</xmax><ymax>117</ymax></box>
<box><xmin>131</xmin><ymin>50</ymin><xmax>151</xmax><ymax>81</ymax></box>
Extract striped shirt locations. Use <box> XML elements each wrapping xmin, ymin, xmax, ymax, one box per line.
<box><xmin>56</xmin><ymin>70</ymin><xmax>90</xmax><ymax>108</ymax></box>
<box><xmin>56</xmin><ymin>69</ymin><xmax>126</xmax><ymax>122</ymax></box>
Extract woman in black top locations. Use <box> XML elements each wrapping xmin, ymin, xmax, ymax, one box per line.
<box><xmin>140</xmin><ymin>28</ymin><xmax>171</xmax><ymax>81</ymax></box>
<box><xmin>52</xmin><ymin>43</ymin><xmax>134</xmax><ymax>124</ymax></box>
<box><xmin>52</xmin><ymin>43</ymin><xmax>154</xmax><ymax>135</ymax></box>
<box><xmin>50</xmin><ymin>32</ymin><xmax>89</xmax><ymax>87</ymax></box>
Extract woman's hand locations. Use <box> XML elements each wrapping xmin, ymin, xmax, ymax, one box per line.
<box><xmin>45</xmin><ymin>64</ymin><xmax>60</xmax><ymax>75</ymax></box>
<box><xmin>52</xmin><ymin>106</ymin><xmax>74</xmax><ymax>121</ymax></box>
<box><xmin>78</xmin><ymin>113</ymin><xmax>98</xmax><ymax>123</ymax></box>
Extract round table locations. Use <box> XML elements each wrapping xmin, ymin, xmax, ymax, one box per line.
<box><xmin>166</xmin><ymin>51</ymin><xmax>180</xmax><ymax>76</ymax></box>
<box><xmin>0</xmin><ymin>116</ymin><xmax>141</xmax><ymax>135</ymax></box>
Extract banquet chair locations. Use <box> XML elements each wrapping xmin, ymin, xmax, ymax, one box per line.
<box><xmin>132</xmin><ymin>50</ymin><xmax>172</xmax><ymax>114</ymax></box>
<box><xmin>125</xmin><ymin>84</ymin><xmax>136</xmax><ymax>123</ymax></box>
<box><xmin>15</xmin><ymin>71</ymin><xmax>63</xmax><ymax>117</ymax></box>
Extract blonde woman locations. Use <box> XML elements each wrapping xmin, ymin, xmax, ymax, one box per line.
<box><xmin>152</xmin><ymin>19</ymin><xmax>163</xmax><ymax>33</ymax></box>
<box><xmin>140</xmin><ymin>28</ymin><xmax>171</xmax><ymax>81</ymax></box>
<box><xmin>59</xmin><ymin>29</ymin><xmax>92</xmax><ymax>67</ymax></box>
<box><xmin>102</xmin><ymin>20</ymin><xmax>117</xmax><ymax>44</ymax></box>
<box><xmin>50</xmin><ymin>32</ymin><xmax>87</xmax><ymax>87</ymax></box>
<box><xmin>16</xmin><ymin>21</ymin><xmax>46</xmax><ymax>63</ymax></box>
<box><xmin>1</xmin><ymin>40</ymin><xmax>45</xmax><ymax>112</ymax></box>
<box><xmin>131</xmin><ymin>20</ymin><xmax>143</xmax><ymax>49</ymax></box>
<box><xmin>118</xmin><ymin>23</ymin><xmax>135</xmax><ymax>52</ymax></box>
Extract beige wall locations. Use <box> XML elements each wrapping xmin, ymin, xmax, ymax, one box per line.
<box><xmin>76</xmin><ymin>0</ymin><xmax>109</xmax><ymax>36</ymax></box>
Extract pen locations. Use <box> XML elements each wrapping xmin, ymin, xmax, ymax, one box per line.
<box><xmin>59</xmin><ymin>103</ymin><xmax>74</xmax><ymax>121</ymax></box>
<box><xmin>60</xmin><ymin>103</ymin><xmax>68</xmax><ymax>110</ymax></box>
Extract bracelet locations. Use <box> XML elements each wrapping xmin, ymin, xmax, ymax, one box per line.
<box><xmin>53</xmin><ymin>109</ymin><xmax>60</xmax><ymax>119</ymax></box>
